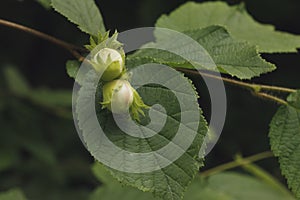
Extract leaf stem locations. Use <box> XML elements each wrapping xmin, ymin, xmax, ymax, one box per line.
<box><xmin>200</xmin><ymin>151</ymin><xmax>274</xmax><ymax>177</ymax></box>
<box><xmin>0</xmin><ymin>18</ymin><xmax>86</xmax><ymax>61</ymax></box>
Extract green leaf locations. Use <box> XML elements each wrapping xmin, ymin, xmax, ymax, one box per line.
<box><xmin>90</xmin><ymin>163</ymin><xmax>155</xmax><ymax>200</ymax></box>
<box><xmin>3</xmin><ymin>66</ymin><xmax>71</xmax><ymax>107</ymax></box>
<box><xmin>29</xmin><ymin>88</ymin><xmax>72</xmax><ymax>107</ymax></box>
<box><xmin>35</xmin><ymin>0</ymin><xmax>51</xmax><ymax>9</ymax></box>
<box><xmin>66</xmin><ymin>60</ymin><xmax>80</xmax><ymax>79</ymax></box>
<box><xmin>90</xmin><ymin>166</ymin><xmax>293</xmax><ymax>200</ymax></box>
<box><xmin>3</xmin><ymin>66</ymin><xmax>30</xmax><ymax>97</ymax></box>
<box><xmin>21</xmin><ymin>140</ymin><xmax>57</xmax><ymax>166</ymax></box>
<box><xmin>76</xmin><ymin>66</ymin><xmax>208</xmax><ymax>199</ymax></box>
<box><xmin>0</xmin><ymin>189</ymin><xmax>27</xmax><ymax>200</ymax></box>
<box><xmin>129</xmin><ymin>26</ymin><xmax>275</xmax><ymax>79</ymax></box>
<box><xmin>236</xmin><ymin>156</ymin><xmax>294</xmax><ymax>197</ymax></box>
<box><xmin>66</xmin><ymin>60</ymin><xmax>84</xmax><ymax>85</ymax></box>
<box><xmin>269</xmin><ymin>90</ymin><xmax>300</xmax><ymax>199</ymax></box>
<box><xmin>3</xmin><ymin>66</ymin><xmax>72</xmax><ymax>118</ymax></box>
<box><xmin>156</xmin><ymin>1</ymin><xmax>300</xmax><ymax>53</ymax></box>
<box><xmin>0</xmin><ymin>150</ymin><xmax>18</xmax><ymax>172</ymax></box>
<box><xmin>51</xmin><ymin>0</ymin><xmax>106</xmax><ymax>36</ymax></box>
<box><xmin>200</xmin><ymin>172</ymin><xmax>295</xmax><ymax>200</ymax></box>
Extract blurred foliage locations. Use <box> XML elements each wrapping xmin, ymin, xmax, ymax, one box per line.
<box><xmin>34</xmin><ymin>0</ymin><xmax>51</xmax><ymax>9</ymax></box>
<box><xmin>0</xmin><ymin>0</ymin><xmax>300</xmax><ymax>199</ymax></box>
<box><xmin>0</xmin><ymin>188</ymin><xmax>27</xmax><ymax>200</ymax></box>
<box><xmin>0</xmin><ymin>65</ymin><xmax>96</xmax><ymax>199</ymax></box>
<box><xmin>91</xmin><ymin>163</ymin><xmax>294</xmax><ymax>200</ymax></box>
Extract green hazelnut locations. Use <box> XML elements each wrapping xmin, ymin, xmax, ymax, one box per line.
<box><xmin>92</xmin><ymin>48</ymin><xmax>124</xmax><ymax>81</ymax></box>
<box><xmin>102</xmin><ymin>80</ymin><xmax>134</xmax><ymax>114</ymax></box>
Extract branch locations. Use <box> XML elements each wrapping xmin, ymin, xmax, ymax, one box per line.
<box><xmin>254</xmin><ymin>92</ymin><xmax>288</xmax><ymax>105</ymax></box>
<box><xmin>0</xmin><ymin>18</ymin><xmax>296</xmax><ymax>103</ymax></box>
<box><xmin>177</xmin><ymin>68</ymin><xmax>296</xmax><ymax>105</ymax></box>
<box><xmin>177</xmin><ymin>68</ymin><xmax>296</xmax><ymax>93</ymax></box>
<box><xmin>0</xmin><ymin>18</ymin><xmax>86</xmax><ymax>61</ymax></box>
<box><xmin>200</xmin><ymin>151</ymin><xmax>274</xmax><ymax>177</ymax></box>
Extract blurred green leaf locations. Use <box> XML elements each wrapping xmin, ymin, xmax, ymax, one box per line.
<box><xmin>3</xmin><ymin>66</ymin><xmax>30</xmax><ymax>97</ymax></box>
<box><xmin>90</xmin><ymin>163</ymin><xmax>155</xmax><ymax>200</ymax></box>
<box><xmin>3</xmin><ymin>66</ymin><xmax>72</xmax><ymax>108</ymax></box>
<box><xmin>0</xmin><ymin>150</ymin><xmax>18</xmax><ymax>172</ymax></box>
<box><xmin>91</xmin><ymin>164</ymin><xmax>293</xmax><ymax>200</ymax></box>
<box><xmin>0</xmin><ymin>65</ymin><xmax>89</xmax><ymax>199</ymax></box>
<box><xmin>35</xmin><ymin>0</ymin><xmax>51</xmax><ymax>9</ymax></box>
<box><xmin>51</xmin><ymin>0</ymin><xmax>106</xmax><ymax>36</ymax></box>
<box><xmin>29</xmin><ymin>88</ymin><xmax>72</xmax><ymax>107</ymax></box>
<box><xmin>0</xmin><ymin>99</ymin><xmax>5</xmax><ymax>111</ymax></box>
<box><xmin>203</xmin><ymin>172</ymin><xmax>295</xmax><ymax>200</ymax></box>
<box><xmin>156</xmin><ymin>1</ymin><xmax>300</xmax><ymax>53</ymax></box>
<box><xmin>236</xmin><ymin>155</ymin><xmax>294</xmax><ymax>197</ymax></box>
<box><xmin>0</xmin><ymin>189</ymin><xmax>27</xmax><ymax>200</ymax></box>
<box><xmin>21</xmin><ymin>140</ymin><xmax>57</xmax><ymax>166</ymax></box>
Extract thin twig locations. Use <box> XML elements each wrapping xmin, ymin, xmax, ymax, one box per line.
<box><xmin>177</xmin><ymin>68</ymin><xmax>296</xmax><ymax>93</ymax></box>
<box><xmin>200</xmin><ymin>151</ymin><xmax>274</xmax><ymax>177</ymax></box>
<box><xmin>177</xmin><ymin>68</ymin><xmax>256</xmax><ymax>91</ymax></box>
<box><xmin>0</xmin><ymin>19</ymin><xmax>296</xmax><ymax>103</ymax></box>
<box><xmin>0</xmin><ymin>18</ymin><xmax>86</xmax><ymax>61</ymax></box>
<box><xmin>177</xmin><ymin>68</ymin><xmax>294</xmax><ymax>105</ymax></box>
<box><xmin>254</xmin><ymin>92</ymin><xmax>288</xmax><ymax>105</ymax></box>
<box><xmin>259</xmin><ymin>85</ymin><xmax>296</xmax><ymax>93</ymax></box>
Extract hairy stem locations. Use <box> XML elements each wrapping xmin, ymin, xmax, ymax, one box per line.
<box><xmin>177</xmin><ymin>68</ymin><xmax>296</xmax><ymax>93</ymax></box>
<box><xmin>200</xmin><ymin>151</ymin><xmax>274</xmax><ymax>177</ymax></box>
<box><xmin>0</xmin><ymin>18</ymin><xmax>86</xmax><ymax>61</ymax></box>
<box><xmin>177</xmin><ymin>68</ymin><xmax>295</xmax><ymax>105</ymax></box>
<box><xmin>254</xmin><ymin>92</ymin><xmax>288</xmax><ymax>105</ymax></box>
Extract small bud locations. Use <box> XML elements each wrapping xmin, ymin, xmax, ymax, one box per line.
<box><xmin>102</xmin><ymin>80</ymin><xmax>134</xmax><ymax>114</ymax></box>
<box><xmin>92</xmin><ymin>48</ymin><xmax>124</xmax><ymax>81</ymax></box>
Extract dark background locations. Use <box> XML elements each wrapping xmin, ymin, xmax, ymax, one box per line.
<box><xmin>0</xmin><ymin>0</ymin><xmax>300</xmax><ymax>199</ymax></box>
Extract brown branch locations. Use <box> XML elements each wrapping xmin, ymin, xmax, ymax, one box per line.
<box><xmin>254</xmin><ymin>92</ymin><xmax>288</xmax><ymax>105</ymax></box>
<box><xmin>177</xmin><ymin>68</ymin><xmax>295</xmax><ymax>105</ymax></box>
<box><xmin>0</xmin><ymin>18</ymin><xmax>296</xmax><ymax>104</ymax></box>
<box><xmin>0</xmin><ymin>18</ymin><xmax>86</xmax><ymax>61</ymax></box>
<box><xmin>177</xmin><ymin>68</ymin><xmax>296</xmax><ymax>93</ymax></box>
